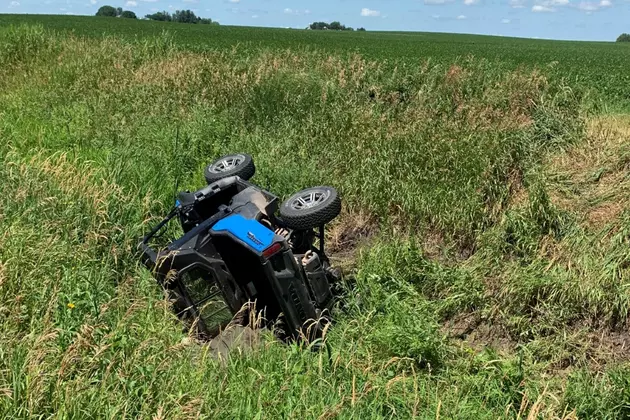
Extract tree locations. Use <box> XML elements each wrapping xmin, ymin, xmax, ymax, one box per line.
<box><xmin>96</xmin><ymin>5</ymin><xmax>117</xmax><ymax>17</ymax></box>
<box><xmin>145</xmin><ymin>11</ymin><xmax>172</xmax><ymax>21</ymax></box>
<box><xmin>116</xmin><ymin>7</ymin><xmax>123</xmax><ymax>16</ymax></box>
<box><xmin>617</xmin><ymin>33</ymin><xmax>630</xmax><ymax>42</ymax></box>
<box><xmin>357</xmin><ymin>27</ymin><xmax>366</xmax><ymax>32</ymax></box>
<box><xmin>120</xmin><ymin>10</ymin><xmax>137</xmax><ymax>19</ymax></box>
<box><xmin>172</xmin><ymin>9</ymin><xmax>198</xmax><ymax>24</ymax></box>
<box><xmin>309</xmin><ymin>22</ymin><xmax>328</xmax><ymax>30</ymax></box>
<box><xmin>145</xmin><ymin>9</ymin><xmax>218</xmax><ymax>24</ymax></box>
<box><xmin>329</xmin><ymin>21</ymin><xmax>342</xmax><ymax>30</ymax></box>
<box><xmin>308</xmin><ymin>21</ymin><xmax>353</xmax><ymax>31</ymax></box>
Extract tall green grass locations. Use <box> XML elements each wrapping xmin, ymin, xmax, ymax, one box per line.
<box><xmin>1</xmin><ymin>24</ymin><xmax>629</xmax><ymax>418</ymax></box>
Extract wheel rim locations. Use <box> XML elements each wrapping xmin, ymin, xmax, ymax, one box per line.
<box><xmin>209</xmin><ymin>154</ymin><xmax>245</xmax><ymax>173</ymax></box>
<box><xmin>290</xmin><ymin>189</ymin><xmax>330</xmax><ymax>211</ymax></box>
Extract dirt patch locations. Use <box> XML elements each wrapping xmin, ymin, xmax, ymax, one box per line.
<box><xmin>327</xmin><ymin>210</ymin><xmax>378</xmax><ymax>251</ymax></box>
<box><xmin>542</xmin><ymin>327</ymin><xmax>630</xmax><ymax>373</ymax></box>
<box><xmin>584</xmin><ymin>329</ymin><xmax>630</xmax><ymax>367</ymax></box>
<box><xmin>327</xmin><ymin>209</ymin><xmax>379</xmax><ymax>270</ymax></box>
<box><xmin>423</xmin><ymin>230</ymin><xmax>449</xmax><ymax>261</ymax></box>
<box><xmin>443</xmin><ymin>312</ymin><xmax>517</xmax><ymax>354</ymax></box>
<box><xmin>586</xmin><ymin>201</ymin><xmax>625</xmax><ymax>229</ymax></box>
<box><xmin>444</xmin><ymin>311</ymin><xmax>630</xmax><ymax>372</ymax></box>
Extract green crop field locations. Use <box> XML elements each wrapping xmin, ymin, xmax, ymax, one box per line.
<box><xmin>2</xmin><ymin>14</ymin><xmax>630</xmax><ymax>106</ymax></box>
<box><xmin>1</xmin><ymin>15</ymin><xmax>630</xmax><ymax>418</ymax></box>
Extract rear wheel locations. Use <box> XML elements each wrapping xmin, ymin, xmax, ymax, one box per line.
<box><xmin>204</xmin><ymin>153</ymin><xmax>255</xmax><ymax>183</ymax></box>
<box><xmin>279</xmin><ymin>186</ymin><xmax>341</xmax><ymax>230</ymax></box>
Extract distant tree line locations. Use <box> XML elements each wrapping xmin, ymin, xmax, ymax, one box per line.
<box><xmin>617</xmin><ymin>33</ymin><xmax>630</xmax><ymax>42</ymax></box>
<box><xmin>96</xmin><ymin>5</ymin><xmax>136</xmax><ymax>19</ymax></box>
<box><xmin>95</xmin><ymin>6</ymin><xmax>218</xmax><ymax>24</ymax></box>
<box><xmin>308</xmin><ymin>21</ymin><xmax>365</xmax><ymax>31</ymax></box>
<box><xmin>144</xmin><ymin>10</ymin><xmax>219</xmax><ymax>25</ymax></box>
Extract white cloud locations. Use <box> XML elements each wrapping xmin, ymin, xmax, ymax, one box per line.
<box><xmin>284</xmin><ymin>8</ymin><xmax>310</xmax><ymax>15</ymax></box>
<box><xmin>577</xmin><ymin>1</ymin><xmax>599</xmax><ymax>9</ymax></box>
<box><xmin>228</xmin><ymin>0</ymin><xmax>239</xmax><ymax>2</ymax></box>
<box><xmin>424</xmin><ymin>0</ymin><xmax>452</xmax><ymax>4</ymax></box>
<box><xmin>360</xmin><ymin>8</ymin><xmax>380</xmax><ymax>17</ymax></box>
<box><xmin>502</xmin><ymin>18</ymin><xmax>511</xmax><ymax>23</ymax></box>
<box><xmin>125</xmin><ymin>0</ymin><xmax>137</xmax><ymax>6</ymax></box>
<box><xmin>182</xmin><ymin>0</ymin><xmax>198</xmax><ymax>2</ymax></box>
<box><xmin>464</xmin><ymin>0</ymin><xmax>479</xmax><ymax>4</ymax></box>
<box><xmin>431</xmin><ymin>14</ymin><xmax>440</xmax><ymax>18</ymax></box>
<box><xmin>8</xmin><ymin>1</ymin><xmax>20</xmax><ymax>7</ymax></box>
<box><xmin>251</xmin><ymin>14</ymin><xmax>258</xmax><ymax>18</ymax></box>
<box><xmin>532</xmin><ymin>4</ymin><xmax>555</xmax><ymax>11</ymax></box>
<box><xmin>510</xmin><ymin>0</ymin><xmax>526</xmax><ymax>7</ymax></box>
<box><xmin>140</xmin><ymin>0</ymin><xmax>158</xmax><ymax>2</ymax></box>
<box><xmin>531</xmin><ymin>0</ymin><xmax>571</xmax><ymax>10</ymax></box>
<box><xmin>456</xmin><ymin>14</ymin><xmax>467</xmax><ymax>19</ymax></box>
<box><xmin>90</xmin><ymin>0</ymin><xmax>97</xmax><ymax>4</ymax></box>
<box><xmin>582</xmin><ymin>0</ymin><xmax>611</xmax><ymax>9</ymax></box>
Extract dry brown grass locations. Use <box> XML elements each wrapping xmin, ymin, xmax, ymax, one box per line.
<box><xmin>586</xmin><ymin>201</ymin><xmax>625</xmax><ymax>228</ymax></box>
<box><xmin>34</xmin><ymin>154</ymin><xmax>122</xmax><ymax>219</ymax></box>
<box><xmin>133</xmin><ymin>52</ymin><xmax>207</xmax><ymax>89</ymax></box>
<box><xmin>0</xmin><ymin>261</ymin><xmax>5</xmax><ymax>289</ymax></box>
<box><xmin>547</xmin><ymin>115</ymin><xmax>630</xmax><ymax>231</ymax></box>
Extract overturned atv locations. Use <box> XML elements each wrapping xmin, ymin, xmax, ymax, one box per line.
<box><xmin>140</xmin><ymin>153</ymin><xmax>341</xmax><ymax>340</ymax></box>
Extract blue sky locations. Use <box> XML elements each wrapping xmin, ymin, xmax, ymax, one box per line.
<box><xmin>4</xmin><ymin>0</ymin><xmax>629</xmax><ymax>41</ymax></box>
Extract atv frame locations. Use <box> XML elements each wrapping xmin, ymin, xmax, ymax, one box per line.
<box><xmin>140</xmin><ymin>154</ymin><xmax>341</xmax><ymax>341</ymax></box>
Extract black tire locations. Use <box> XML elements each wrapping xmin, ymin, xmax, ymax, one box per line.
<box><xmin>279</xmin><ymin>186</ymin><xmax>341</xmax><ymax>230</ymax></box>
<box><xmin>204</xmin><ymin>153</ymin><xmax>255</xmax><ymax>183</ymax></box>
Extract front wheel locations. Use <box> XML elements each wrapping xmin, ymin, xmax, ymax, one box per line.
<box><xmin>279</xmin><ymin>186</ymin><xmax>341</xmax><ymax>230</ymax></box>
